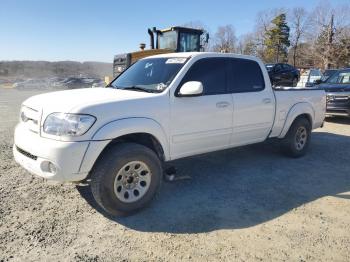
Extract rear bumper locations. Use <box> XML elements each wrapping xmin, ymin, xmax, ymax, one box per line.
<box><xmin>13</xmin><ymin>124</ymin><xmax>90</xmax><ymax>182</ymax></box>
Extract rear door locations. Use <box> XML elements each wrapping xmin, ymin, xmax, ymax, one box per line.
<box><xmin>170</xmin><ymin>57</ymin><xmax>233</xmax><ymax>159</ymax></box>
<box><xmin>228</xmin><ymin>58</ymin><xmax>275</xmax><ymax>146</ymax></box>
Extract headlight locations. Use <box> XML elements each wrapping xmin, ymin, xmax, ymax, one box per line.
<box><xmin>43</xmin><ymin>113</ymin><xmax>96</xmax><ymax>136</ymax></box>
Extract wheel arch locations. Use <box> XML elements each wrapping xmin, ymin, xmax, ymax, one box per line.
<box><xmin>278</xmin><ymin>102</ymin><xmax>314</xmax><ymax>138</ymax></box>
<box><xmin>101</xmin><ymin>132</ymin><xmax>166</xmax><ymax>161</ymax></box>
<box><xmin>78</xmin><ymin>118</ymin><xmax>169</xmax><ymax>176</ymax></box>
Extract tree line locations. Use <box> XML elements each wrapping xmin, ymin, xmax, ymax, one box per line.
<box><xmin>187</xmin><ymin>1</ymin><xmax>350</xmax><ymax>69</ymax></box>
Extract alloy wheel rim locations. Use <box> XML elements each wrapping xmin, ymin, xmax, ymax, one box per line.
<box><xmin>113</xmin><ymin>161</ymin><xmax>151</xmax><ymax>203</ymax></box>
<box><xmin>295</xmin><ymin>126</ymin><xmax>307</xmax><ymax>150</ymax></box>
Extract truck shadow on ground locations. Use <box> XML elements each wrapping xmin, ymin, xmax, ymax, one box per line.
<box><xmin>77</xmin><ymin>131</ymin><xmax>350</xmax><ymax>234</ymax></box>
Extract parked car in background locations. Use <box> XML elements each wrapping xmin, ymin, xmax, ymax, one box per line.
<box><xmin>316</xmin><ymin>68</ymin><xmax>350</xmax><ymax>117</ymax></box>
<box><xmin>296</xmin><ymin>69</ymin><xmax>323</xmax><ymax>88</ymax></box>
<box><xmin>0</xmin><ymin>79</ymin><xmax>13</xmax><ymax>88</ymax></box>
<box><xmin>53</xmin><ymin>77</ymin><xmax>102</xmax><ymax>89</ymax></box>
<box><xmin>266</xmin><ymin>63</ymin><xmax>300</xmax><ymax>87</ymax></box>
<box><xmin>13</xmin><ymin>79</ymin><xmax>50</xmax><ymax>90</ymax></box>
<box><xmin>321</xmin><ymin>69</ymin><xmax>338</xmax><ymax>82</ymax></box>
<box><xmin>91</xmin><ymin>80</ymin><xmax>106</xmax><ymax>88</ymax></box>
<box><xmin>62</xmin><ymin>78</ymin><xmax>92</xmax><ymax>89</ymax></box>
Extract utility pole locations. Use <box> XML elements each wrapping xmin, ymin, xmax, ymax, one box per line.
<box><xmin>325</xmin><ymin>14</ymin><xmax>334</xmax><ymax>69</ymax></box>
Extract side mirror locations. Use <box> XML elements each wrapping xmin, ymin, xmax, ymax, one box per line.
<box><xmin>178</xmin><ymin>81</ymin><xmax>203</xmax><ymax>97</ymax></box>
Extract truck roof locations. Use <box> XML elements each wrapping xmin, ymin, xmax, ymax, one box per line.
<box><xmin>146</xmin><ymin>52</ymin><xmax>262</xmax><ymax>63</ymax></box>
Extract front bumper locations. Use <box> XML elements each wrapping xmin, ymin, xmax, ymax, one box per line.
<box><xmin>326</xmin><ymin>93</ymin><xmax>350</xmax><ymax>117</ymax></box>
<box><xmin>326</xmin><ymin>104</ymin><xmax>350</xmax><ymax>117</ymax></box>
<box><xmin>13</xmin><ymin>124</ymin><xmax>90</xmax><ymax>182</ymax></box>
<box><xmin>326</xmin><ymin>108</ymin><xmax>350</xmax><ymax>117</ymax></box>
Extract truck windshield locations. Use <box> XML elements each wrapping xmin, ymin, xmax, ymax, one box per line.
<box><xmin>110</xmin><ymin>57</ymin><xmax>187</xmax><ymax>93</ymax></box>
<box><xmin>326</xmin><ymin>71</ymin><xmax>350</xmax><ymax>85</ymax></box>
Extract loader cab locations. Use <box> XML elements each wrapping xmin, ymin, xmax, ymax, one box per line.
<box><xmin>156</xmin><ymin>27</ymin><xmax>206</xmax><ymax>52</ymax></box>
<box><xmin>112</xmin><ymin>26</ymin><xmax>208</xmax><ymax>77</ymax></box>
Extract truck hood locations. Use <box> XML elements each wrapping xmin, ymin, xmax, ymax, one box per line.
<box><xmin>22</xmin><ymin>87</ymin><xmax>153</xmax><ymax>113</ymax></box>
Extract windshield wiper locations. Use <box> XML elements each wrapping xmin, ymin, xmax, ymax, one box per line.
<box><xmin>120</xmin><ymin>86</ymin><xmax>157</xmax><ymax>93</ymax></box>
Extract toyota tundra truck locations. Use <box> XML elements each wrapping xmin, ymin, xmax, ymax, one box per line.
<box><xmin>14</xmin><ymin>52</ymin><xmax>326</xmax><ymax>216</ymax></box>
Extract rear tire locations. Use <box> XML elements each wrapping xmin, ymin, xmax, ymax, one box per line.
<box><xmin>90</xmin><ymin>143</ymin><xmax>162</xmax><ymax>216</ymax></box>
<box><xmin>281</xmin><ymin>117</ymin><xmax>311</xmax><ymax>158</ymax></box>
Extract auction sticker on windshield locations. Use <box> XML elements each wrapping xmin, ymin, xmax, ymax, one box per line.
<box><xmin>165</xmin><ymin>58</ymin><xmax>187</xmax><ymax>64</ymax></box>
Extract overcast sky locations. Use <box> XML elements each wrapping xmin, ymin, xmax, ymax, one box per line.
<box><xmin>1</xmin><ymin>0</ymin><xmax>349</xmax><ymax>62</ymax></box>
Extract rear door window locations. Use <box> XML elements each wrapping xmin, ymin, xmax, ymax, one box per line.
<box><xmin>227</xmin><ymin>58</ymin><xmax>265</xmax><ymax>93</ymax></box>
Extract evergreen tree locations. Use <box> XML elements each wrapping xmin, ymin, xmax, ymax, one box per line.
<box><xmin>264</xmin><ymin>14</ymin><xmax>290</xmax><ymax>62</ymax></box>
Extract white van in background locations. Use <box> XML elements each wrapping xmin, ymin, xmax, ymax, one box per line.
<box><xmin>297</xmin><ymin>69</ymin><xmax>323</xmax><ymax>88</ymax></box>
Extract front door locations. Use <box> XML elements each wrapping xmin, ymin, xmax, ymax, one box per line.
<box><xmin>170</xmin><ymin>57</ymin><xmax>233</xmax><ymax>159</ymax></box>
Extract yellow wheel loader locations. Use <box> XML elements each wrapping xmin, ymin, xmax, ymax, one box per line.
<box><xmin>113</xmin><ymin>26</ymin><xmax>209</xmax><ymax>76</ymax></box>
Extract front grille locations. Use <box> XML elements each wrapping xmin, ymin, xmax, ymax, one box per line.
<box><xmin>334</xmin><ymin>96</ymin><xmax>349</xmax><ymax>102</ymax></box>
<box><xmin>16</xmin><ymin>146</ymin><xmax>37</xmax><ymax>160</ymax></box>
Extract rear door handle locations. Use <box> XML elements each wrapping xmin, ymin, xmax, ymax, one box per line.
<box><xmin>216</xmin><ymin>101</ymin><xmax>230</xmax><ymax>108</ymax></box>
<box><xmin>263</xmin><ymin>98</ymin><xmax>272</xmax><ymax>104</ymax></box>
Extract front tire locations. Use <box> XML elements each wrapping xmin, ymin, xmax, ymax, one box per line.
<box><xmin>90</xmin><ymin>143</ymin><xmax>162</xmax><ymax>216</ymax></box>
<box><xmin>281</xmin><ymin>117</ymin><xmax>311</xmax><ymax>158</ymax></box>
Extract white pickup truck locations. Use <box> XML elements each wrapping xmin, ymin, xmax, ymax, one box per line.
<box><xmin>14</xmin><ymin>52</ymin><xmax>326</xmax><ymax>216</ymax></box>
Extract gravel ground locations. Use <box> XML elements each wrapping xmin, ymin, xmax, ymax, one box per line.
<box><xmin>0</xmin><ymin>88</ymin><xmax>349</xmax><ymax>262</ymax></box>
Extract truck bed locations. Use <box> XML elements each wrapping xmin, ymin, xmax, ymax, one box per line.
<box><xmin>269</xmin><ymin>88</ymin><xmax>326</xmax><ymax>138</ymax></box>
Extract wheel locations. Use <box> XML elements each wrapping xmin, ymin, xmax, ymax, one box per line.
<box><xmin>90</xmin><ymin>143</ymin><xmax>162</xmax><ymax>216</ymax></box>
<box><xmin>281</xmin><ymin>117</ymin><xmax>311</xmax><ymax>158</ymax></box>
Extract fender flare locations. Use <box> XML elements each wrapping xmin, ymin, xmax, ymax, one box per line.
<box><xmin>278</xmin><ymin>102</ymin><xmax>314</xmax><ymax>138</ymax></box>
<box><xmin>78</xmin><ymin>117</ymin><xmax>170</xmax><ymax>174</ymax></box>
<box><xmin>92</xmin><ymin>117</ymin><xmax>170</xmax><ymax>159</ymax></box>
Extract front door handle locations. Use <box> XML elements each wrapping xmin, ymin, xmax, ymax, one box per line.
<box><xmin>216</xmin><ymin>101</ymin><xmax>230</xmax><ymax>108</ymax></box>
<box><xmin>263</xmin><ymin>98</ymin><xmax>272</xmax><ymax>104</ymax></box>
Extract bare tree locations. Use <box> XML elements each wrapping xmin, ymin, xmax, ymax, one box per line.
<box><xmin>253</xmin><ymin>8</ymin><xmax>285</xmax><ymax>60</ymax></box>
<box><xmin>237</xmin><ymin>33</ymin><xmax>258</xmax><ymax>56</ymax></box>
<box><xmin>333</xmin><ymin>26</ymin><xmax>350</xmax><ymax>68</ymax></box>
<box><xmin>289</xmin><ymin>7</ymin><xmax>310</xmax><ymax>66</ymax></box>
<box><xmin>310</xmin><ymin>1</ymin><xmax>350</xmax><ymax>68</ymax></box>
<box><xmin>212</xmin><ymin>25</ymin><xmax>237</xmax><ymax>53</ymax></box>
<box><xmin>181</xmin><ymin>3</ymin><xmax>350</xmax><ymax>69</ymax></box>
